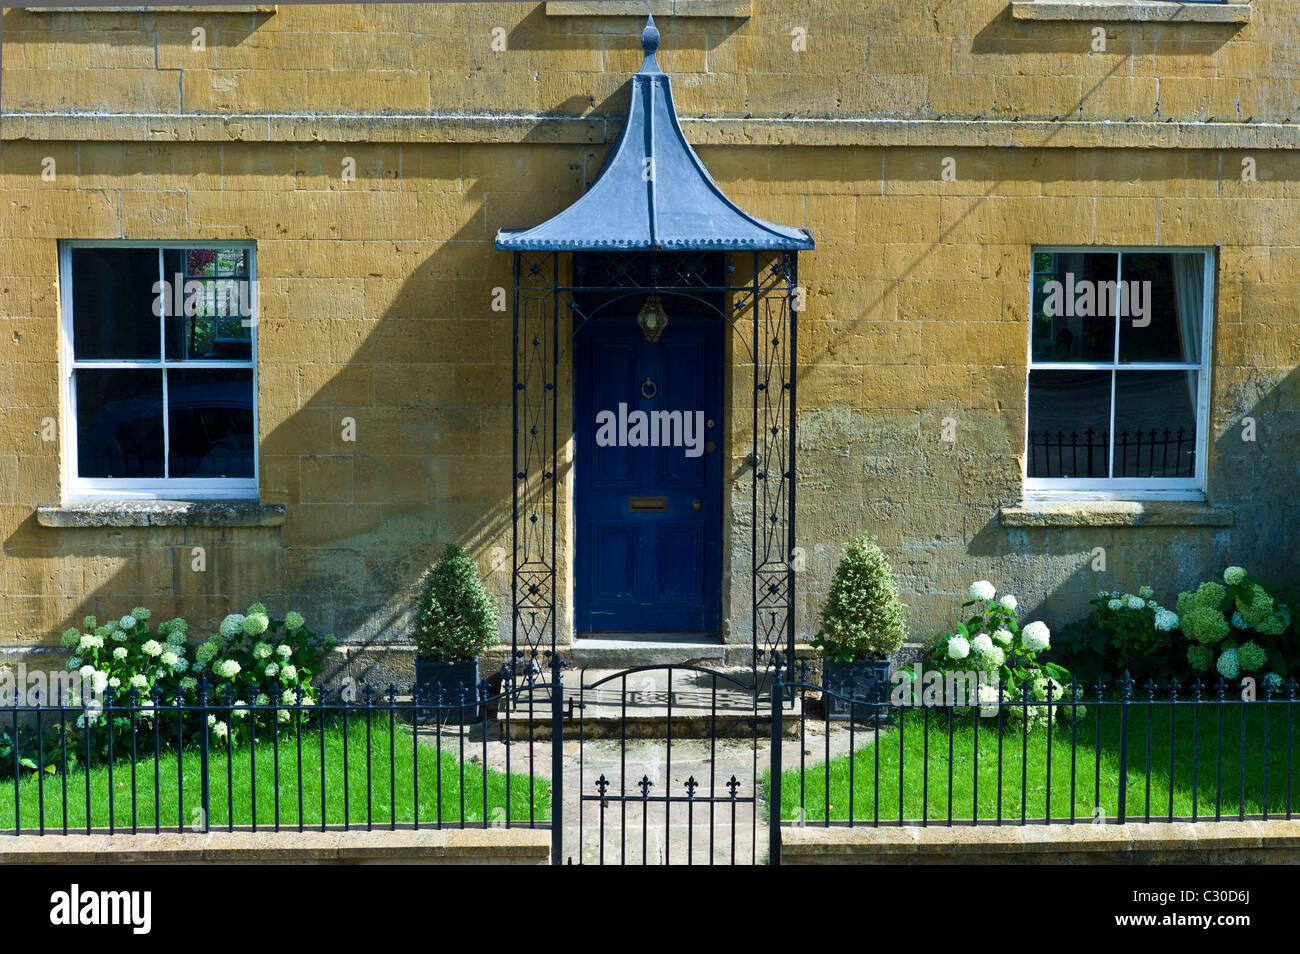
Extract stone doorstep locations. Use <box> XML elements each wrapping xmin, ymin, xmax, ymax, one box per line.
<box><xmin>781</xmin><ymin>819</ymin><xmax>1300</xmax><ymax>861</ymax></box>
<box><xmin>0</xmin><ymin>828</ymin><xmax>551</xmax><ymax>864</ymax></box>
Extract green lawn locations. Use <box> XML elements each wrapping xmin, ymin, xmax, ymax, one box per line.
<box><xmin>770</xmin><ymin>703</ymin><xmax>1296</xmax><ymax>824</ymax></box>
<box><xmin>2</xmin><ymin>719</ymin><xmax>548</xmax><ymax>833</ymax></box>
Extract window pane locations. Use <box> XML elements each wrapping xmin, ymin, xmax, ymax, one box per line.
<box><xmin>162</xmin><ymin>249</ymin><xmax>254</xmax><ymax>361</ymax></box>
<box><xmin>167</xmin><ymin>369</ymin><xmax>255</xmax><ymax>478</ymax></box>
<box><xmin>76</xmin><ymin>370</ymin><xmax>164</xmax><ymax>478</ymax></box>
<box><xmin>1031</xmin><ymin>252</ymin><xmax>1118</xmax><ymax>363</ymax></box>
<box><xmin>1113</xmin><ymin>371</ymin><xmax>1198</xmax><ymax>478</ymax></box>
<box><xmin>1118</xmin><ymin>253</ymin><xmax>1204</xmax><ymax>364</ymax></box>
<box><xmin>71</xmin><ymin>248</ymin><xmax>160</xmax><ymax>360</ymax></box>
<box><xmin>1027</xmin><ymin>370</ymin><xmax>1111</xmax><ymax>478</ymax></box>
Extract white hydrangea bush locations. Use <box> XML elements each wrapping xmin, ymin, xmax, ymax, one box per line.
<box><xmin>925</xmin><ymin>581</ymin><xmax>1076</xmax><ymax>730</ymax></box>
<box><xmin>61</xmin><ymin>603</ymin><xmax>335</xmax><ymax>749</ymax></box>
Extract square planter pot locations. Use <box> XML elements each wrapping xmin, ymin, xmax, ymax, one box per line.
<box><xmin>823</xmin><ymin>658</ymin><xmax>891</xmax><ymax>721</ymax></box>
<box><xmin>415</xmin><ymin>658</ymin><xmax>481</xmax><ymax>724</ymax></box>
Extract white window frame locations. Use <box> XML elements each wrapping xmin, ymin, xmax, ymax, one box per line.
<box><xmin>1024</xmin><ymin>246</ymin><xmax>1214</xmax><ymax>501</ymax></box>
<box><xmin>59</xmin><ymin>240</ymin><xmax>259</xmax><ymax>502</ymax></box>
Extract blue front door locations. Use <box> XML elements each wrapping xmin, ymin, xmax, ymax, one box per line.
<box><xmin>575</xmin><ymin>315</ymin><xmax>723</xmax><ymax>635</ymax></box>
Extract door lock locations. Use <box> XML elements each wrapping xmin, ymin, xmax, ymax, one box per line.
<box><xmin>692</xmin><ymin>499</ymin><xmax>703</xmax><ymax>511</ymax></box>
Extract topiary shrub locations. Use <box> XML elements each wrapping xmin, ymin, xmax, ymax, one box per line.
<box><xmin>813</xmin><ymin>535</ymin><xmax>908</xmax><ymax>661</ymax></box>
<box><xmin>412</xmin><ymin>544</ymin><xmax>499</xmax><ymax>663</ymax></box>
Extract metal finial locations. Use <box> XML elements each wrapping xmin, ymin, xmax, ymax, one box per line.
<box><xmin>642</xmin><ymin>15</ymin><xmax>660</xmax><ymax>56</ymax></box>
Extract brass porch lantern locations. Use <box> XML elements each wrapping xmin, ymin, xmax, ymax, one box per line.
<box><xmin>636</xmin><ymin>293</ymin><xmax>669</xmax><ymax>343</ymax></box>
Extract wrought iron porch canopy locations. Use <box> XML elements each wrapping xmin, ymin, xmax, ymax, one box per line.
<box><xmin>494</xmin><ymin>16</ymin><xmax>814</xmax><ymax>253</ymax></box>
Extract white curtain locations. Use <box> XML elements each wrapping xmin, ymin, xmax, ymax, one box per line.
<box><xmin>1171</xmin><ymin>253</ymin><xmax>1204</xmax><ymax>403</ymax></box>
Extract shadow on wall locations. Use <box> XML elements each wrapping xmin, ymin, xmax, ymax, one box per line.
<box><xmin>961</xmin><ymin>366</ymin><xmax>1299</xmax><ymax>634</ymax></box>
<box><xmin>0</xmin><ymin>152</ymin><xmax>590</xmax><ymax>687</ymax></box>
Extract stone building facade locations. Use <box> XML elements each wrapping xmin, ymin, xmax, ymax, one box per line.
<box><xmin>0</xmin><ymin>0</ymin><xmax>1296</xmax><ymax>679</ymax></box>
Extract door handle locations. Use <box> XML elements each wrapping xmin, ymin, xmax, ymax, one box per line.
<box><xmin>692</xmin><ymin>499</ymin><xmax>703</xmax><ymax>511</ymax></box>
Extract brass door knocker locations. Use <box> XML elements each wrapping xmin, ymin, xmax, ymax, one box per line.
<box><xmin>641</xmin><ymin>377</ymin><xmax>657</xmax><ymax>399</ymax></box>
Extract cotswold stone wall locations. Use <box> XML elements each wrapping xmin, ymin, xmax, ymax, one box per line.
<box><xmin>0</xmin><ymin>1</ymin><xmax>1297</xmax><ymax>668</ymax></box>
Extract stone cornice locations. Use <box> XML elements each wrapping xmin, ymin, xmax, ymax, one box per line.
<box><xmin>3</xmin><ymin>112</ymin><xmax>1298</xmax><ymax>150</ymax></box>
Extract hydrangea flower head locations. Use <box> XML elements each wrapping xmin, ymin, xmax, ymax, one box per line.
<box><xmin>246</xmin><ymin>602</ymin><xmax>267</xmax><ymax>616</ymax></box>
<box><xmin>1186</xmin><ymin>606</ymin><xmax>1230</xmax><ymax>645</ymax></box>
<box><xmin>218</xmin><ymin>614</ymin><xmax>246</xmax><ymax>639</ymax></box>
<box><xmin>992</xmin><ymin>628</ymin><xmax>1013</xmax><ymax>647</ymax></box>
<box><xmin>1237</xmin><ymin>640</ymin><xmax>1267</xmax><ymax>672</ymax></box>
<box><xmin>276</xmin><ymin>644</ymin><xmax>292</xmax><ymax>659</ymax></box>
<box><xmin>1154</xmin><ymin>608</ymin><xmax>1179</xmax><ymax>632</ymax></box>
<box><xmin>1223</xmin><ymin>566</ymin><xmax>1246</xmax><ymax>586</ymax></box>
<box><xmin>1196</xmin><ymin>581</ymin><xmax>1226</xmax><ymax>609</ymax></box>
<box><xmin>969</xmin><ymin>581</ymin><xmax>996</xmax><ymax>602</ymax></box>
<box><xmin>975</xmin><ymin>645</ymin><xmax>1005</xmax><ymax>671</ymax></box>
<box><xmin>284</xmin><ymin>611</ymin><xmax>305</xmax><ymax>631</ymax></box>
<box><xmin>213</xmin><ymin>659</ymin><xmax>241</xmax><ymax>680</ymax></box>
<box><xmin>1216</xmin><ymin>648</ymin><xmax>1240</xmax><ymax>680</ymax></box>
<box><xmin>1138</xmin><ymin>585</ymin><xmax>1154</xmax><ymax>599</ymax></box>
<box><xmin>1255</xmin><ymin>614</ymin><xmax>1286</xmax><ymax>636</ymax></box>
<box><xmin>1236</xmin><ymin>585</ymin><xmax>1274</xmax><ymax>626</ymax></box>
<box><xmin>947</xmin><ymin>635</ymin><xmax>970</xmax><ymax>660</ymax></box>
<box><xmin>1187</xmin><ymin>643</ymin><xmax>1213</xmax><ymax>670</ymax></box>
<box><xmin>252</xmin><ymin>642</ymin><xmax>273</xmax><ymax>660</ymax></box>
<box><xmin>61</xmin><ymin>628</ymin><xmax>81</xmax><ymax>648</ymax></box>
<box><xmin>118</xmin><ymin>615</ymin><xmax>138</xmax><ymax>631</ymax></box>
<box><xmin>113</xmin><ymin>647</ymin><xmax>128</xmax><ymax>661</ymax></box>
<box><xmin>997</xmin><ymin>594</ymin><xmax>1018</xmax><ymax>613</ymax></box>
<box><xmin>1107</xmin><ymin>599</ymin><xmax>1122</xmax><ymax>611</ymax></box>
<box><xmin>970</xmin><ymin>633</ymin><xmax>994</xmax><ymax>656</ymax></box>
<box><xmin>1021</xmin><ymin>621</ymin><xmax>1051</xmax><ymax>652</ymax></box>
<box><xmin>243</xmin><ymin>613</ymin><xmax>270</xmax><ymax>637</ymax></box>
<box><xmin>82</xmin><ymin>616</ymin><xmax>97</xmax><ymax>631</ymax></box>
<box><xmin>131</xmin><ymin>607</ymin><xmax>151</xmax><ymax>621</ymax></box>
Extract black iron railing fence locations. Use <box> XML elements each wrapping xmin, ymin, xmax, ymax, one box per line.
<box><xmin>1028</xmin><ymin>427</ymin><xmax>1192</xmax><ymax>478</ymax></box>
<box><xmin>7</xmin><ymin>655</ymin><xmax>1296</xmax><ymax>866</ymax></box>
<box><xmin>769</xmin><ymin>657</ymin><xmax>1297</xmax><ymax>862</ymax></box>
<box><xmin>2</xmin><ymin>664</ymin><xmax>562</xmax><ymax>844</ymax></box>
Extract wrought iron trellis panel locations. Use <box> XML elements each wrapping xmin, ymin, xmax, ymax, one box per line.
<box><xmin>510</xmin><ymin>250</ymin><xmax>798</xmax><ymax>667</ymax></box>
<box><xmin>512</xmin><ymin>252</ymin><xmax>559</xmax><ymax>663</ymax></box>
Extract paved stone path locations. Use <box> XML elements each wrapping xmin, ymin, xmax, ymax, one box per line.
<box><xmin>419</xmin><ymin>713</ymin><xmax>867</xmax><ymax>865</ymax></box>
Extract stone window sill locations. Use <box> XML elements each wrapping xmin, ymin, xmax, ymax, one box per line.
<box><xmin>37</xmin><ymin>500</ymin><xmax>284</xmax><ymax>529</ymax></box>
<box><xmin>999</xmin><ymin>499</ymin><xmax>1233</xmax><ymax>528</ymax></box>
<box><xmin>1010</xmin><ymin>2</ymin><xmax>1251</xmax><ymax>23</ymax></box>
<box><xmin>545</xmin><ymin>1</ymin><xmax>751</xmax><ymax>17</ymax></box>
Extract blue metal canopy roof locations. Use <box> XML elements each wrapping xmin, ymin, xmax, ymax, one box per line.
<box><xmin>495</xmin><ymin>17</ymin><xmax>814</xmax><ymax>253</ymax></box>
